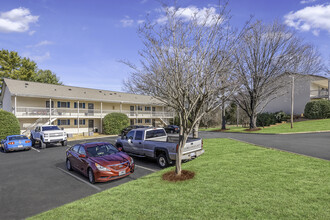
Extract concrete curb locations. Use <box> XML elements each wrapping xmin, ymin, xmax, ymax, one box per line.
<box><xmin>68</xmin><ymin>135</ymin><xmax>119</xmax><ymax>142</ymax></box>
<box><xmin>278</xmin><ymin>130</ymin><xmax>330</xmax><ymax>135</ymax></box>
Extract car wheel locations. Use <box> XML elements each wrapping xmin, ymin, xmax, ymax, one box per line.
<box><xmin>40</xmin><ymin>139</ymin><xmax>46</xmax><ymax>149</ymax></box>
<box><xmin>88</xmin><ymin>168</ymin><xmax>95</xmax><ymax>184</ymax></box>
<box><xmin>30</xmin><ymin>137</ymin><xmax>35</xmax><ymax>146</ymax></box>
<box><xmin>157</xmin><ymin>153</ymin><xmax>168</xmax><ymax>169</ymax></box>
<box><xmin>66</xmin><ymin>159</ymin><xmax>73</xmax><ymax>171</ymax></box>
<box><xmin>62</xmin><ymin>140</ymin><xmax>67</xmax><ymax>146</ymax></box>
<box><xmin>3</xmin><ymin>145</ymin><xmax>7</xmax><ymax>153</ymax></box>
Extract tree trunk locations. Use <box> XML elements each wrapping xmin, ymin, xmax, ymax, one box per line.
<box><xmin>175</xmin><ymin>129</ymin><xmax>188</xmax><ymax>175</ymax></box>
<box><xmin>192</xmin><ymin>120</ymin><xmax>200</xmax><ymax>138</ymax></box>
<box><xmin>249</xmin><ymin>115</ymin><xmax>257</xmax><ymax>129</ymax></box>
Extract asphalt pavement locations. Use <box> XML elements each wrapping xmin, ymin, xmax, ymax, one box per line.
<box><xmin>199</xmin><ymin>131</ymin><xmax>330</xmax><ymax>161</ymax></box>
<box><xmin>0</xmin><ymin>136</ymin><xmax>161</xmax><ymax>220</ymax></box>
<box><xmin>1</xmin><ymin>131</ymin><xmax>329</xmax><ymax>219</ymax></box>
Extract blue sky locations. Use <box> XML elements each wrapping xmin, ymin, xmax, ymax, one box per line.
<box><xmin>0</xmin><ymin>0</ymin><xmax>329</xmax><ymax>91</ymax></box>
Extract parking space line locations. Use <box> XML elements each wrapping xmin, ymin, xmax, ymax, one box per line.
<box><xmin>57</xmin><ymin>167</ymin><xmax>101</xmax><ymax>191</ymax></box>
<box><xmin>31</xmin><ymin>147</ymin><xmax>40</xmax><ymax>152</ymax></box>
<box><xmin>135</xmin><ymin>165</ymin><xmax>157</xmax><ymax>172</ymax></box>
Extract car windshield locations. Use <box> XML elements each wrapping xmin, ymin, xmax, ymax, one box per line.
<box><xmin>42</xmin><ymin>126</ymin><xmax>60</xmax><ymax>131</ymax></box>
<box><xmin>86</xmin><ymin>144</ymin><xmax>119</xmax><ymax>157</ymax></box>
<box><xmin>9</xmin><ymin>135</ymin><xmax>28</xmax><ymax>141</ymax></box>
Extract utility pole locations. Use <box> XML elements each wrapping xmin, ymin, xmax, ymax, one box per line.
<box><xmin>291</xmin><ymin>76</ymin><xmax>294</xmax><ymax>129</ymax></box>
<box><xmin>236</xmin><ymin>104</ymin><xmax>239</xmax><ymax>127</ymax></box>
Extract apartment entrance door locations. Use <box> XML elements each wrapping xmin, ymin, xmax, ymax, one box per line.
<box><xmin>88</xmin><ymin>119</ymin><xmax>94</xmax><ymax>131</ymax></box>
<box><xmin>88</xmin><ymin>103</ymin><xmax>94</xmax><ymax>116</ymax></box>
<box><xmin>130</xmin><ymin>106</ymin><xmax>134</xmax><ymax>116</ymax></box>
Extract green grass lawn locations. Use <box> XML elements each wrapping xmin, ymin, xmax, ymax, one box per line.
<box><xmin>30</xmin><ymin>139</ymin><xmax>330</xmax><ymax>220</ymax></box>
<box><xmin>201</xmin><ymin>118</ymin><xmax>330</xmax><ymax>134</ymax></box>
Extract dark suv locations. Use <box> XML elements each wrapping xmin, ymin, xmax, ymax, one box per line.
<box><xmin>121</xmin><ymin>125</ymin><xmax>149</xmax><ymax>136</ymax></box>
<box><xmin>164</xmin><ymin>125</ymin><xmax>180</xmax><ymax>134</ymax></box>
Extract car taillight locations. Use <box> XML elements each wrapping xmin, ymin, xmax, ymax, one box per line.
<box><xmin>25</xmin><ymin>140</ymin><xmax>31</xmax><ymax>143</ymax></box>
<box><xmin>176</xmin><ymin>144</ymin><xmax>179</xmax><ymax>153</ymax></box>
<box><xmin>8</xmin><ymin>142</ymin><xmax>14</xmax><ymax>145</ymax></box>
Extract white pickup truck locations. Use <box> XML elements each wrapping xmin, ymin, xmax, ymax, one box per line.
<box><xmin>30</xmin><ymin>125</ymin><xmax>67</xmax><ymax>149</ymax></box>
<box><xmin>115</xmin><ymin>127</ymin><xmax>204</xmax><ymax>168</ymax></box>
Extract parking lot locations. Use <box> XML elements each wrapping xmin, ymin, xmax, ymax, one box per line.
<box><xmin>0</xmin><ymin>136</ymin><xmax>161</xmax><ymax>220</ymax></box>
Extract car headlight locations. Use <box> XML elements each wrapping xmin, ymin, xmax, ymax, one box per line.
<box><xmin>130</xmin><ymin>157</ymin><xmax>134</xmax><ymax>165</ymax></box>
<box><xmin>95</xmin><ymin>163</ymin><xmax>110</xmax><ymax>171</ymax></box>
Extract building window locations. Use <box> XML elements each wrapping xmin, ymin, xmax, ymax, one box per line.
<box><xmin>58</xmin><ymin>119</ymin><xmax>70</xmax><ymax>125</ymax></box>
<box><xmin>145</xmin><ymin>119</ymin><xmax>151</xmax><ymax>124</ymax></box>
<box><xmin>74</xmin><ymin>102</ymin><xmax>86</xmax><ymax>109</ymax></box>
<box><xmin>152</xmin><ymin>107</ymin><xmax>156</xmax><ymax>112</ymax></box>
<box><xmin>136</xmin><ymin>119</ymin><xmax>142</xmax><ymax>124</ymax></box>
<box><xmin>74</xmin><ymin>119</ymin><xmax>86</xmax><ymax>125</ymax></box>
<box><xmin>46</xmin><ymin>101</ymin><xmax>54</xmax><ymax>108</ymax></box>
<box><xmin>137</xmin><ymin>106</ymin><xmax>142</xmax><ymax>111</ymax></box>
<box><xmin>145</xmin><ymin>106</ymin><xmax>151</xmax><ymax>111</ymax></box>
<box><xmin>57</xmin><ymin>101</ymin><xmax>70</xmax><ymax>108</ymax></box>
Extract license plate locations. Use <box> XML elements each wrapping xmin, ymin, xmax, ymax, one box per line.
<box><xmin>18</xmin><ymin>145</ymin><xmax>23</xmax><ymax>148</ymax></box>
<box><xmin>190</xmin><ymin>152</ymin><xmax>196</xmax><ymax>157</ymax></box>
<box><xmin>119</xmin><ymin>170</ymin><xmax>126</xmax><ymax>176</ymax></box>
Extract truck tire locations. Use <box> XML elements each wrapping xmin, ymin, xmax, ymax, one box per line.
<box><xmin>116</xmin><ymin>143</ymin><xmax>124</xmax><ymax>152</ymax></box>
<box><xmin>40</xmin><ymin>138</ymin><xmax>46</xmax><ymax>149</ymax></box>
<box><xmin>62</xmin><ymin>140</ymin><xmax>67</xmax><ymax>146</ymax></box>
<box><xmin>30</xmin><ymin>136</ymin><xmax>36</xmax><ymax>146</ymax></box>
<box><xmin>157</xmin><ymin>153</ymin><xmax>169</xmax><ymax>169</ymax></box>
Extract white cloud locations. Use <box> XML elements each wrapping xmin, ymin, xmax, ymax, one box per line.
<box><xmin>137</xmin><ymin>19</ymin><xmax>145</xmax><ymax>24</ymax></box>
<box><xmin>25</xmin><ymin>51</ymin><xmax>50</xmax><ymax>62</ymax></box>
<box><xmin>156</xmin><ymin>6</ymin><xmax>220</xmax><ymax>26</ymax></box>
<box><xmin>27</xmin><ymin>40</ymin><xmax>54</xmax><ymax>48</ymax></box>
<box><xmin>284</xmin><ymin>4</ymin><xmax>330</xmax><ymax>36</ymax></box>
<box><xmin>28</xmin><ymin>30</ymin><xmax>36</xmax><ymax>35</ymax></box>
<box><xmin>300</xmin><ymin>0</ymin><xmax>317</xmax><ymax>4</ymax></box>
<box><xmin>120</xmin><ymin>16</ymin><xmax>134</xmax><ymax>27</ymax></box>
<box><xmin>0</xmin><ymin>7</ymin><xmax>38</xmax><ymax>33</ymax></box>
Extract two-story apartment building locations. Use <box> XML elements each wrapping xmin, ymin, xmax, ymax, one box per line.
<box><xmin>0</xmin><ymin>78</ymin><xmax>174</xmax><ymax>134</ymax></box>
<box><xmin>263</xmin><ymin>74</ymin><xmax>330</xmax><ymax>115</ymax></box>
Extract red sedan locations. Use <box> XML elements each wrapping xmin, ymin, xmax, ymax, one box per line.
<box><xmin>66</xmin><ymin>142</ymin><xmax>134</xmax><ymax>183</ymax></box>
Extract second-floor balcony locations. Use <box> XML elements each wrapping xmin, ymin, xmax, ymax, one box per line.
<box><xmin>15</xmin><ymin>107</ymin><xmax>175</xmax><ymax>119</ymax></box>
<box><xmin>310</xmin><ymin>89</ymin><xmax>329</xmax><ymax>99</ymax></box>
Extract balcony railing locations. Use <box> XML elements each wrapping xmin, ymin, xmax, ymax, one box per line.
<box><xmin>310</xmin><ymin>89</ymin><xmax>329</xmax><ymax>99</ymax></box>
<box><xmin>14</xmin><ymin>107</ymin><xmax>175</xmax><ymax>118</ymax></box>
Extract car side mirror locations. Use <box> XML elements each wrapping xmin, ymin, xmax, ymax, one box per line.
<box><xmin>79</xmin><ymin>154</ymin><xmax>86</xmax><ymax>158</ymax></box>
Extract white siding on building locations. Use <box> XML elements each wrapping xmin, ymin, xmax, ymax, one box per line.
<box><xmin>2</xmin><ymin>87</ymin><xmax>12</xmax><ymax>112</ymax></box>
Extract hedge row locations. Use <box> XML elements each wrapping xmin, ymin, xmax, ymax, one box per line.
<box><xmin>256</xmin><ymin>111</ymin><xmax>289</xmax><ymax>127</ymax></box>
<box><xmin>304</xmin><ymin>100</ymin><xmax>330</xmax><ymax>119</ymax></box>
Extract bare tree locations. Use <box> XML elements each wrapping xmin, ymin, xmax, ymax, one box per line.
<box><xmin>233</xmin><ymin>21</ymin><xmax>323</xmax><ymax>129</ymax></box>
<box><xmin>123</xmin><ymin>3</ymin><xmax>239</xmax><ymax>175</ymax></box>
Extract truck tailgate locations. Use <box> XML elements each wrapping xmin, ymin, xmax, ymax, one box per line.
<box><xmin>183</xmin><ymin>139</ymin><xmax>202</xmax><ymax>154</ymax></box>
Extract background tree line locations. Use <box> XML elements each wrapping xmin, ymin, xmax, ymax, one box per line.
<box><xmin>0</xmin><ymin>49</ymin><xmax>62</xmax><ymax>93</ymax></box>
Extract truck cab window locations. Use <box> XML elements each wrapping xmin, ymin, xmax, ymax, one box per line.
<box><xmin>135</xmin><ymin>131</ymin><xmax>143</xmax><ymax>140</ymax></box>
<box><xmin>126</xmin><ymin>131</ymin><xmax>134</xmax><ymax>140</ymax></box>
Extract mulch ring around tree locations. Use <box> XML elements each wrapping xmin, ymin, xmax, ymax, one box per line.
<box><xmin>162</xmin><ymin>170</ymin><xmax>195</xmax><ymax>182</ymax></box>
<box><xmin>244</xmin><ymin>128</ymin><xmax>261</xmax><ymax>132</ymax></box>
